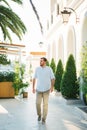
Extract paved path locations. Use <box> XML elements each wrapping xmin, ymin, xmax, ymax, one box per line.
<box><xmin>0</xmin><ymin>87</ymin><xmax>87</xmax><ymax>130</ymax></box>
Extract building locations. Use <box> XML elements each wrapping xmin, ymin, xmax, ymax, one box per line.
<box><xmin>45</xmin><ymin>0</ymin><xmax>87</xmax><ymax>75</ymax></box>
<box><xmin>44</xmin><ymin>0</ymin><xmax>87</xmax><ymax>100</ymax></box>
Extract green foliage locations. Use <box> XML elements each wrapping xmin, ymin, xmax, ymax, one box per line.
<box><xmin>0</xmin><ymin>0</ymin><xmax>26</xmax><ymax>43</ymax></box>
<box><xmin>0</xmin><ymin>54</ymin><xmax>10</xmax><ymax>65</ymax></box>
<box><xmin>20</xmin><ymin>63</ymin><xmax>25</xmax><ymax>79</ymax></box>
<box><xmin>29</xmin><ymin>0</ymin><xmax>43</xmax><ymax>33</ymax></box>
<box><xmin>13</xmin><ymin>61</ymin><xmax>29</xmax><ymax>95</ymax></box>
<box><xmin>2</xmin><ymin>0</ymin><xmax>23</xmax><ymax>6</ymax></box>
<box><xmin>0</xmin><ymin>71</ymin><xmax>15</xmax><ymax>82</ymax></box>
<box><xmin>54</xmin><ymin>59</ymin><xmax>64</xmax><ymax>91</ymax></box>
<box><xmin>50</xmin><ymin>58</ymin><xmax>56</xmax><ymax>74</ymax></box>
<box><xmin>82</xmin><ymin>81</ymin><xmax>87</xmax><ymax>94</ymax></box>
<box><xmin>80</xmin><ymin>42</ymin><xmax>87</xmax><ymax>97</ymax></box>
<box><xmin>60</xmin><ymin>54</ymin><xmax>79</xmax><ymax>98</ymax></box>
<box><xmin>81</xmin><ymin>43</ymin><xmax>87</xmax><ymax>80</ymax></box>
<box><xmin>46</xmin><ymin>60</ymin><xmax>49</xmax><ymax>66</ymax></box>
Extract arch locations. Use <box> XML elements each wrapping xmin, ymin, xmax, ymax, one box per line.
<box><xmin>57</xmin><ymin>35</ymin><xmax>64</xmax><ymax>63</ymax></box>
<box><xmin>81</xmin><ymin>11</ymin><xmax>87</xmax><ymax>45</ymax></box>
<box><xmin>66</xmin><ymin>26</ymin><xmax>76</xmax><ymax>59</ymax></box>
<box><xmin>47</xmin><ymin>41</ymin><xmax>56</xmax><ymax>62</ymax></box>
<box><xmin>52</xmin><ymin>41</ymin><xmax>56</xmax><ymax>61</ymax></box>
<box><xmin>47</xmin><ymin>44</ymin><xmax>51</xmax><ymax>61</ymax></box>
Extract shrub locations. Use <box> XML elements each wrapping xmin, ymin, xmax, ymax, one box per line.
<box><xmin>0</xmin><ymin>54</ymin><xmax>10</xmax><ymax>65</ymax></box>
<box><xmin>54</xmin><ymin>59</ymin><xmax>64</xmax><ymax>91</ymax></box>
<box><xmin>46</xmin><ymin>60</ymin><xmax>49</xmax><ymax>66</ymax></box>
<box><xmin>80</xmin><ymin>42</ymin><xmax>87</xmax><ymax>104</ymax></box>
<box><xmin>60</xmin><ymin>54</ymin><xmax>79</xmax><ymax>98</ymax></box>
<box><xmin>81</xmin><ymin>43</ymin><xmax>87</xmax><ymax>93</ymax></box>
<box><xmin>0</xmin><ymin>71</ymin><xmax>15</xmax><ymax>82</ymax></box>
<box><xmin>13</xmin><ymin>61</ymin><xmax>29</xmax><ymax>95</ymax></box>
<box><xmin>50</xmin><ymin>58</ymin><xmax>56</xmax><ymax>74</ymax></box>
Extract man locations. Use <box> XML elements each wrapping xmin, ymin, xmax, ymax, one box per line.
<box><xmin>32</xmin><ymin>57</ymin><xmax>55</xmax><ymax>124</ymax></box>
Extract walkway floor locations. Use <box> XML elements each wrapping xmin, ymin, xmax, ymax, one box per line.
<box><xmin>0</xmin><ymin>87</ymin><xmax>87</xmax><ymax>130</ymax></box>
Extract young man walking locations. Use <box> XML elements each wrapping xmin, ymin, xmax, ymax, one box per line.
<box><xmin>32</xmin><ymin>57</ymin><xmax>55</xmax><ymax>124</ymax></box>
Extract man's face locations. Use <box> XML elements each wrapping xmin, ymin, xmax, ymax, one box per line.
<box><xmin>40</xmin><ymin>59</ymin><xmax>45</xmax><ymax>66</ymax></box>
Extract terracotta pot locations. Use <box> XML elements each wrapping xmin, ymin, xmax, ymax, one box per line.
<box><xmin>23</xmin><ymin>92</ymin><xmax>28</xmax><ymax>98</ymax></box>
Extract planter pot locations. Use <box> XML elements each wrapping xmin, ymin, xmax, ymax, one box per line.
<box><xmin>23</xmin><ymin>92</ymin><xmax>28</xmax><ymax>98</ymax></box>
<box><xmin>0</xmin><ymin>82</ymin><xmax>14</xmax><ymax>98</ymax></box>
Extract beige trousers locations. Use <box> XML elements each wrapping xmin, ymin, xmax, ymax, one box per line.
<box><xmin>36</xmin><ymin>90</ymin><xmax>50</xmax><ymax>120</ymax></box>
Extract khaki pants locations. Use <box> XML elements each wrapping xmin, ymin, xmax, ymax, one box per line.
<box><xmin>36</xmin><ymin>90</ymin><xmax>50</xmax><ymax>120</ymax></box>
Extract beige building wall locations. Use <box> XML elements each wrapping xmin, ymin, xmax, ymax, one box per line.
<box><xmin>45</xmin><ymin>0</ymin><xmax>87</xmax><ymax>72</ymax></box>
<box><xmin>45</xmin><ymin>0</ymin><xmax>87</xmax><ymax>100</ymax></box>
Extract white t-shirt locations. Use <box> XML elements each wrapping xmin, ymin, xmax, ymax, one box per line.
<box><xmin>33</xmin><ymin>66</ymin><xmax>55</xmax><ymax>92</ymax></box>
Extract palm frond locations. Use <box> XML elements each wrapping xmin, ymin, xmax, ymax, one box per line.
<box><xmin>0</xmin><ymin>0</ymin><xmax>23</xmax><ymax>5</ymax></box>
<box><xmin>0</xmin><ymin>23</ymin><xmax>12</xmax><ymax>42</ymax></box>
<box><xmin>0</xmin><ymin>0</ymin><xmax>10</xmax><ymax>7</ymax></box>
<box><xmin>0</xmin><ymin>5</ymin><xmax>27</xmax><ymax>42</ymax></box>
<box><xmin>0</xmin><ymin>15</ymin><xmax>22</xmax><ymax>40</ymax></box>
<box><xmin>10</xmin><ymin>0</ymin><xmax>23</xmax><ymax>4</ymax></box>
<box><xmin>29</xmin><ymin>0</ymin><xmax>43</xmax><ymax>34</ymax></box>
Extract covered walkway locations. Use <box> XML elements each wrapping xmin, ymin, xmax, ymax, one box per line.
<box><xmin>0</xmin><ymin>87</ymin><xmax>87</xmax><ymax>130</ymax></box>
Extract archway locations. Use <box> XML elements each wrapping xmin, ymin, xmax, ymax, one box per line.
<box><xmin>57</xmin><ymin>35</ymin><xmax>64</xmax><ymax>63</ymax></box>
<box><xmin>81</xmin><ymin>11</ymin><xmax>87</xmax><ymax>45</ymax></box>
<box><xmin>66</xmin><ymin>26</ymin><xmax>76</xmax><ymax>59</ymax></box>
<box><xmin>52</xmin><ymin>41</ymin><xmax>56</xmax><ymax>61</ymax></box>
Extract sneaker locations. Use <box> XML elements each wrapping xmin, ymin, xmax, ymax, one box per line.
<box><xmin>42</xmin><ymin>118</ymin><xmax>46</xmax><ymax>124</ymax></box>
<box><xmin>38</xmin><ymin>116</ymin><xmax>41</xmax><ymax>121</ymax></box>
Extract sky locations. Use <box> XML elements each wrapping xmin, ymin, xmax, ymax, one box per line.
<box><xmin>8</xmin><ymin>0</ymin><xmax>49</xmax><ymax>51</ymax></box>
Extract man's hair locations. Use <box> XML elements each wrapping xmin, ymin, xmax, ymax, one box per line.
<box><xmin>40</xmin><ymin>57</ymin><xmax>47</xmax><ymax>62</ymax></box>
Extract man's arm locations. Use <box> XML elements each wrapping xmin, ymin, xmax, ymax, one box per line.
<box><xmin>50</xmin><ymin>79</ymin><xmax>55</xmax><ymax>92</ymax></box>
<box><xmin>32</xmin><ymin>78</ymin><xmax>36</xmax><ymax>93</ymax></box>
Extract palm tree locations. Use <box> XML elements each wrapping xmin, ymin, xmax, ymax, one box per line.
<box><xmin>0</xmin><ymin>0</ymin><xmax>43</xmax><ymax>43</ymax></box>
<box><xmin>0</xmin><ymin>0</ymin><xmax>26</xmax><ymax>43</ymax></box>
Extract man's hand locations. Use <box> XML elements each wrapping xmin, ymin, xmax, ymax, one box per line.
<box><xmin>50</xmin><ymin>79</ymin><xmax>55</xmax><ymax>92</ymax></box>
<box><xmin>50</xmin><ymin>86</ymin><xmax>54</xmax><ymax>93</ymax></box>
<box><xmin>32</xmin><ymin>88</ymin><xmax>36</xmax><ymax>93</ymax></box>
<box><xmin>32</xmin><ymin>78</ymin><xmax>36</xmax><ymax>93</ymax></box>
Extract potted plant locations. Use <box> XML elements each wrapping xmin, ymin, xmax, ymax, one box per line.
<box><xmin>0</xmin><ymin>71</ymin><xmax>15</xmax><ymax>98</ymax></box>
<box><xmin>0</xmin><ymin>54</ymin><xmax>10</xmax><ymax>65</ymax></box>
<box><xmin>13</xmin><ymin>61</ymin><xmax>29</xmax><ymax>97</ymax></box>
<box><xmin>0</xmin><ymin>54</ymin><xmax>15</xmax><ymax>98</ymax></box>
<box><xmin>20</xmin><ymin>82</ymin><xmax>29</xmax><ymax>98</ymax></box>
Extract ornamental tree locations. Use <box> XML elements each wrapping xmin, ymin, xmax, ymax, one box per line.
<box><xmin>50</xmin><ymin>58</ymin><xmax>56</xmax><ymax>74</ymax></box>
<box><xmin>60</xmin><ymin>54</ymin><xmax>79</xmax><ymax>98</ymax></box>
<box><xmin>54</xmin><ymin>59</ymin><xmax>64</xmax><ymax>91</ymax></box>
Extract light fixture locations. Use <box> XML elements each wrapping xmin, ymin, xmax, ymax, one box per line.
<box><xmin>61</xmin><ymin>7</ymin><xmax>79</xmax><ymax>23</ymax></box>
<box><xmin>39</xmin><ymin>42</ymin><xmax>43</xmax><ymax>48</ymax></box>
<box><xmin>61</xmin><ymin>9</ymin><xmax>71</xmax><ymax>23</ymax></box>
